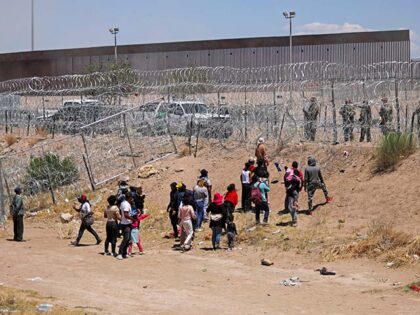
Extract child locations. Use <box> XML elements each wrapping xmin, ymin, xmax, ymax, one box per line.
<box><xmin>224</xmin><ymin>184</ymin><xmax>238</xmax><ymax>215</ymax></box>
<box><xmin>128</xmin><ymin>209</ymin><xmax>150</xmax><ymax>256</ymax></box>
<box><xmin>178</xmin><ymin>195</ymin><xmax>196</xmax><ymax>251</ymax></box>
<box><xmin>285</xmin><ymin>169</ymin><xmax>301</xmax><ymax>227</ymax></box>
<box><xmin>226</xmin><ymin>214</ymin><xmax>238</xmax><ymax>250</ymax></box>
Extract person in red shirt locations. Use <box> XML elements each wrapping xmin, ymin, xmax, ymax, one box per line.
<box><xmin>224</xmin><ymin>184</ymin><xmax>238</xmax><ymax>215</ymax></box>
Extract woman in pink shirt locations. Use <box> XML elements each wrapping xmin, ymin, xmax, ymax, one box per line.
<box><xmin>178</xmin><ymin>195</ymin><xmax>196</xmax><ymax>251</ymax></box>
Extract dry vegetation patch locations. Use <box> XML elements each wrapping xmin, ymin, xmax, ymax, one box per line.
<box><xmin>3</xmin><ymin>134</ymin><xmax>18</xmax><ymax>147</ymax></box>
<box><xmin>323</xmin><ymin>221</ymin><xmax>420</xmax><ymax>268</ymax></box>
<box><xmin>0</xmin><ymin>286</ymin><xmax>88</xmax><ymax>314</ymax></box>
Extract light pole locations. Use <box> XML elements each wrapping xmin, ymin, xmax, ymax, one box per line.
<box><xmin>282</xmin><ymin>11</ymin><xmax>295</xmax><ymax>66</ymax></box>
<box><xmin>31</xmin><ymin>0</ymin><xmax>34</xmax><ymax>50</ymax></box>
<box><xmin>283</xmin><ymin>11</ymin><xmax>296</xmax><ymax>122</ymax></box>
<box><xmin>109</xmin><ymin>27</ymin><xmax>119</xmax><ymax>63</ymax></box>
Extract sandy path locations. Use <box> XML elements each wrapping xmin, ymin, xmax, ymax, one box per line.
<box><xmin>1</xmin><ymin>223</ymin><xmax>419</xmax><ymax>315</ymax></box>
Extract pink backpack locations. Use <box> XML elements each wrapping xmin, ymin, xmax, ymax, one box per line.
<box><xmin>251</xmin><ymin>183</ymin><xmax>262</xmax><ymax>205</ymax></box>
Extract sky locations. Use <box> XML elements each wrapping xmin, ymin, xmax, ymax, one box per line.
<box><xmin>0</xmin><ymin>0</ymin><xmax>419</xmax><ymax>57</ymax></box>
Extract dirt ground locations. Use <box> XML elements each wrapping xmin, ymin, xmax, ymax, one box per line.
<box><xmin>1</xmin><ymin>142</ymin><xmax>420</xmax><ymax>314</ymax></box>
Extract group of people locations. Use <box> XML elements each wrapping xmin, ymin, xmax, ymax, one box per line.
<box><xmin>167</xmin><ymin>169</ymin><xmax>239</xmax><ymax>251</ymax></box>
<box><xmin>303</xmin><ymin>96</ymin><xmax>403</xmax><ymax>143</ymax></box>
<box><xmin>239</xmin><ymin>138</ymin><xmax>333</xmax><ymax>227</ymax></box>
<box><xmin>71</xmin><ymin>182</ymin><xmax>150</xmax><ymax>260</ymax></box>
<box><xmin>8</xmin><ymin>137</ymin><xmax>334</xmax><ymax>256</ymax></box>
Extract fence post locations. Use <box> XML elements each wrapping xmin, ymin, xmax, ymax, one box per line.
<box><xmin>81</xmin><ymin>135</ymin><xmax>96</xmax><ymax>184</ymax></box>
<box><xmin>166</xmin><ymin>119</ymin><xmax>178</xmax><ymax>154</ymax></box>
<box><xmin>395</xmin><ymin>80</ymin><xmax>401</xmax><ymax>133</ymax></box>
<box><xmin>331</xmin><ymin>80</ymin><xmax>338</xmax><ymax>144</ymax></box>
<box><xmin>82</xmin><ymin>154</ymin><xmax>95</xmax><ymax>191</ymax></box>
<box><xmin>52</xmin><ymin>116</ymin><xmax>56</xmax><ymax>139</ymax></box>
<box><xmin>26</xmin><ymin>114</ymin><xmax>31</xmax><ymax>136</ymax></box>
<box><xmin>122</xmin><ymin>113</ymin><xmax>137</xmax><ymax>168</ymax></box>
<box><xmin>0</xmin><ymin>157</ymin><xmax>5</xmax><ymax>226</ymax></box>
<box><xmin>194</xmin><ymin>123</ymin><xmax>201</xmax><ymax>158</ymax></box>
<box><xmin>9</xmin><ymin>110</ymin><xmax>13</xmax><ymax>134</ymax></box>
<box><xmin>5</xmin><ymin>110</ymin><xmax>8</xmax><ymax>133</ymax></box>
<box><xmin>243</xmin><ymin>110</ymin><xmax>248</xmax><ymax>141</ymax></box>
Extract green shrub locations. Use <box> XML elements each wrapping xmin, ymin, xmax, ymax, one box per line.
<box><xmin>374</xmin><ymin>132</ymin><xmax>416</xmax><ymax>172</ymax></box>
<box><xmin>24</xmin><ymin>153</ymin><xmax>79</xmax><ymax>194</ymax></box>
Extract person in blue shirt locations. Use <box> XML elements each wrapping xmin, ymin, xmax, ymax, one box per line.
<box><xmin>251</xmin><ymin>175</ymin><xmax>270</xmax><ymax>225</ymax></box>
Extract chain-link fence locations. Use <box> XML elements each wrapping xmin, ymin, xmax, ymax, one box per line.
<box><xmin>1</xmin><ymin>61</ymin><xmax>420</xmax><ymax>224</ymax></box>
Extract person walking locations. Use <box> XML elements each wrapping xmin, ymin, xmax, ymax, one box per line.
<box><xmin>240</xmin><ymin>162</ymin><xmax>252</xmax><ymax>211</ymax></box>
<box><xmin>226</xmin><ymin>214</ymin><xmax>238</xmax><ymax>251</ymax></box>
<box><xmin>255</xmin><ymin>137</ymin><xmax>268</xmax><ymax>166</ymax></box>
<box><xmin>72</xmin><ymin>194</ymin><xmax>101</xmax><ymax>246</ymax></box>
<box><xmin>178</xmin><ymin>195</ymin><xmax>196</xmax><ymax>251</ymax></box>
<box><xmin>167</xmin><ymin>182</ymin><xmax>179</xmax><ymax>239</ymax></box>
<box><xmin>359</xmin><ymin>100</ymin><xmax>372</xmax><ymax>142</ymax></box>
<box><xmin>11</xmin><ymin>187</ymin><xmax>25</xmax><ymax>242</ymax></box>
<box><xmin>304</xmin><ymin>156</ymin><xmax>333</xmax><ymax>214</ymax></box>
<box><xmin>103</xmin><ymin>195</ymin><xmax>121</xmax><ymax>256</ymax></box>
<box><xmin>339</xmin><ymin>99</ymin><xmax>356</xmax><ymax>142</ymax></box>
<box><xmin>303</xmin><ymin>97</ymin><xmax>320</xmax><ymax>141</ymax></box>
<box><xmin>251</xmin><ymin>175</ymin><xmax>270</xmax><ymax>225</ymax></box>
<box><xmin>116</xmin><ymin>194</ymin><xmax>132</xmax><ymax>260</ymax></box>
<box><xmin>224</xmin><ymin>184</ymin><xmax>238</xmax><ymax>215</ymax></box>
<box><xmin>193</xmin><ymin>179</ymin><xmax>209</xmax><ymax>231</ymax></box>
<box><xmin>285</xmin><ymin>169</ymin><xmax>301</xmax><ymax>227</ymax></box>
<box><xmin>206</xmin><ymin>193</ymin><xmax>227</xmax><ymax>250</ymax></box>
<box><xmin>379</xmin><ymin>97</ymin><xmax>393</xmax><ymax>136</ymax></box>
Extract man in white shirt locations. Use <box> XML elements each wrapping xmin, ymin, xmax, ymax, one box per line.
<box><xmin>116</xmin><ymin>195</ymin><xmax>132</xmax><ymax>260</ymax></box>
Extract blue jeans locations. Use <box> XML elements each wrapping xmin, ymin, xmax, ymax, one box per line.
<box><xmin>255</xmin><ymin>201</ymin><xmax>269</xmax><ymax>224</ymax></box>
<box><xmin>211</xmin><ymin>226</ymin><xmax>223</xmax><ymax>249</ymax></box>
<box><xmin>195</xmin><ymin>200</ymin><xmax>205</xmax><ymax>229</ymax></box>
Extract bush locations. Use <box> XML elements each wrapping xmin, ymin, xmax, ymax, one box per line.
<box><xmin>24</xmin><ymin>153</ymin><xmax>79</xmax><ymax>194</ymax></box>
<box><xmin>374</xmin><ymin>132</ymin><xmax>416</xmax><ymax>172</ymax></box>
<box><xmin>4</xmin><ymin>134</ymin><xmax>17</xmax><ymax>146</ymax></box>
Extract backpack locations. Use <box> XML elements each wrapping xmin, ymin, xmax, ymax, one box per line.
<box><xmin>251</xmin><ymin>183</ymin><xmax>263</xmax><ymax>205</ymax></box>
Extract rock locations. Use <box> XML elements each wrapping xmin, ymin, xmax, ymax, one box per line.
<box><xmin>138</xmin><ymin>165</ymin><xmax>158</xmax><ymax>178</ymax></box>
<box><xmin>338</xmin><ymin>218</ymin><xmax>345</xmax><ymax>224</ymax></box>
<box><xmin>175</xmin><ymin>168</ymin><xmax>184</xmax><ymax>173</ymax></box>
<box><xmin>261</xmin><ymin>258</ymin><xmax>274</xmax><ymax>266</ymax></box>
<box><xmin>60</xmin><ymin>213</ymin><xmax>73</xmax><ymax>223</ymax></box>
<box><xmin>373</xmin><ymin>248</ymin><xmax>382</xmax><ymax>254</ymax></box>
<box><xmin>386</xmin><ymin>262</ymin><xmax>395</xmax><ymax>268</ymax></box>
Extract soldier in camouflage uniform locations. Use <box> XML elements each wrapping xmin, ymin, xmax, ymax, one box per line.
<box><xmin>379</xmin><ymin>97</ymin><xmax>393</xmax><ymax>136</ymax></box>
<box><xmin>359</xmin><ymin>101</ymin><xmax>372</xmax><ymax>142</ymax></box>
<box><xmin>303</xmin><ymin>97</ymin><xmax>320</xmax><ymax>141</ymax></box>
<box><xmin>339</xmin><ymin>99</ymin><xmax>356</xmax><ymax>142</ymax></box>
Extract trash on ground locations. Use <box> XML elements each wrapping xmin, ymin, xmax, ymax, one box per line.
<box><xmin>409</xmin><ymin>284</ymin><xmax>420</xmax><ymax>292</ymax></box>
<box><xmin>261</xmin><ymin>258</ymin><xmax>274</xmax><ymax>266</ymax></box>
<box><xmin>247</xmin><ymin>226</ymin><xmax>256</xmax><ymax>232</ymax></box>
<box><xmin>26</xmin><ymin>277</ymin><xmax>43</xmax><ymax>282</ymax></box>
<box><xmin>282</xmin><ymin>277</ymin><xmax>301</xmax><ymax>286</ymax></box>
<box><xmin>316</xmin><ymin>267</ymin><xmax>336</xmax><ymax>276</ymax></box>
<box><xmin>386</xmin><ymin>262</ymin><xmax>395</xmax><ymax>268</ymax></box>
<box><xmin>37</xmin><ymin>304</ymin><xmax>53</xmax><ymax>312</ymax></box>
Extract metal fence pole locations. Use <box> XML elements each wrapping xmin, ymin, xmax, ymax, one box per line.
<box><xmin>123</xmin><ymin>113</ymin><xmax>137</xmax><ymax>168</ymax></box>
<box><xmin>331</xmin><ymin>80</ymin><xmax>338</xmax><ymax>144</ymax></box>
<box><xmin>81</xmin><ymin>135</ymin><xmax>96</xmax><ymax>184</ymax></box>
<box><xmin>0</xmin><ymin>157</ymin><xmax>5</xmax><ymax>226</ymax></box>
<box><xmin>395</xmin><ymin>80</ymin><xmax>401</xmax><ymax>133</ymax></box>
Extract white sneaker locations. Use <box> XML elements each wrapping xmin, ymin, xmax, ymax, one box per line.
<box><xmin>116</xmin><ymin>254</ymin><xmax>123</xmax><ymax>260</ymax></box>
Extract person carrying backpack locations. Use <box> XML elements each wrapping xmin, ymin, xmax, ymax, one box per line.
<box><xmin>251</xmin><ymin>175</ymin><xmax>270</xmax><ymax>225</ymax></box>
<box><xmin>206</xmin><ymin>193</ymin><xmax>227</xmax><ymax>250</ymax></box>
<box><xmin>285</xmin><ymin>169</ymin><xmax>301</xmax><ymax>227</ymax></box>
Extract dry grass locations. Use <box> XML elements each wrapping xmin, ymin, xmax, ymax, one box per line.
<box><xmin>323</xmin><ymin>221</ymin><xmax>420</xmax><ymax>267</ymax></box>
<box><xmin>35</xmin><ymin>127</ymin><xmax>49</xmax><ymax>138</ymax></box>
<box><xmin>4</xmin><ymin>134</ymin><xmax>18</xmax><ymax>146</ymax></box>
<box><xmin>27</xmin><ymin>136</ymin><xmax>45</xmax><ymax>147</ymax></box>
<box><xmin>0</xmin><ymin>286</ymin><xmax>89</xmax><ymax>314</ymax></box>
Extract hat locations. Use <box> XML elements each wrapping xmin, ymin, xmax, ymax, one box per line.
<box><xmin>213</xmin><ymin>193</ymin><xmax>224</xmax><ymax>206</ymax></box>
<box><xmin>77</xmin><ymin>193</ymin><xmax>87</xmax><ymax>203</ymax></box>
<box><xmin>257</xmin><ymin>137</ymin><xmax>264</xmax><ymax>144</ymax></box>
<box><xmin>14</xmin><ymin>187</ymin><xmax>22</xmax><ymax>194</ymax></box>
<box><xmin>176</xmin><ymin>181</ymin><xmax>183</xmax><ymax>189</ymax></box>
